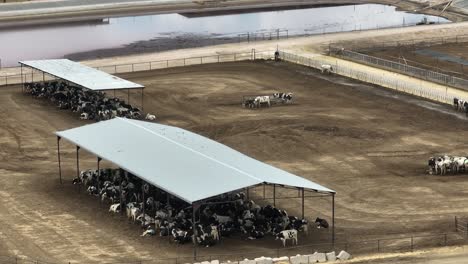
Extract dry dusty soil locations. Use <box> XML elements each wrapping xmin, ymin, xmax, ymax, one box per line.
<box><xmin>2</xmin><ymin>61</ymin><xmax>468</xmax><ymax>263</ymax></box>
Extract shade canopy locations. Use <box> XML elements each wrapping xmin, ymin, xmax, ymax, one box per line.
<box><xmin>56</xmin><ymin>118</ymin><xmax>334</xmax><ymax>204</ymax></box>
<box><xmin>20</xmin><ymin>59</ymin><xmax>144</xmax><ymax>91</ymax></box>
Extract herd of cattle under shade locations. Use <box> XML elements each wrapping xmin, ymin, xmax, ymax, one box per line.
<box><xmin>73</xmin><ymin>168</ymin><xmax>329</xmax><ymax>247</ymax></box>
<box><xmin>24</xmin><ymin>81</ymin><xmax>156</xmax><ymax>121</ymax></box>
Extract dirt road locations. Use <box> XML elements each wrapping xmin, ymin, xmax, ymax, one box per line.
<box><xmin>2</xmin><ymin>61</ymin><xmax>468</xmax><ymax>262</ymax></box>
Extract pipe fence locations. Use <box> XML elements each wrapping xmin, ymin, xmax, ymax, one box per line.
<box><xmin>0</xmin><ymin>230</ymin><xmax>464</xmax><ymax>264</ymax></box>
<box><xmin>279</xmin><ymin>51</ymin><xmax>461</xmax><ymax>105</ymax></box>
<box><xmin>328</xmin><ymin>47</ymin><xmax>468</xmax><ymax>91</ymax></box>
<box><xmin>0</xmin><ymin>50</ymin><xmax>275</xmax><ymax>87</ymax></box>
<box><xmin>328</xmin><ymin>34</ymin><xmax>468</xmax><ymax>53</ymax></box>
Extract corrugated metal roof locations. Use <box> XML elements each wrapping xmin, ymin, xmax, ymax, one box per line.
<box><xmin>56</xmin><ymin>118</ymin><xmax>335</xmax><ymax>204</ymax></box>
<box><xmin>20</xmin><ymin>59</ymin><xmax>144</xmax><ymax>91</ymax></box>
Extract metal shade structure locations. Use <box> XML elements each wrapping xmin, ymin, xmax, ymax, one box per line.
<box><xmin>56</xmin><ymin>118</ymin><xmax>334</xmax><ymax>203</ymax></box>
<box><xmin>55</xmin><ymin>118</ymin><xmax>336</xmax><ymax>252</ymax></box>
<box><xmin>19</xmin><ymin>59</ymin><xmax>143</xmax><ymax>91</ymax></box>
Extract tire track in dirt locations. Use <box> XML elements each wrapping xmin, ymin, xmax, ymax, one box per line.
<box><xmin>0</xmin><ymin>190</ymin><xmax>156</xmax><ymax>263</ymax></box>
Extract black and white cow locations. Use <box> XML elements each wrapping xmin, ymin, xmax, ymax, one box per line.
<box><xmin>254</xmin><ymin>96</ymin><xmax>271</xmax><ymax>108</ymax></box>
<box><xmin>321</xmin><ymin>64</ymin><xmax>333</xmax><ymax>74</ymax></box>
<box><xmin>275</xmin><ymin>229</ymin><xmax>298</xmax><ymax>247</ymax></box>
<box><xmin>273</xmin><ymin>92</ymin><xmax>293</xmax><ymax>103</ymax></box>
<box><xmin>315</xmin><ymin>217</ymin><xmax>329</xmax><ymax>229</ymax></box>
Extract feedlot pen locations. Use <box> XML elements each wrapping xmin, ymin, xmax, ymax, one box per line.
<box><xmin>2</xmin><ymin>61</ymin><xmax>468</xmax><ymax>263</ymax></box>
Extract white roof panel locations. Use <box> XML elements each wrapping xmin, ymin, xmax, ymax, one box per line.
<box><xmin>20</xmin><ymin>59</ymin><xmax>144</xmax><ymax>91</ymax></box>
<box><xmin>56</xmin><ymin>118</ymin><xmax>334</xmax><ymax>204</ymax></box>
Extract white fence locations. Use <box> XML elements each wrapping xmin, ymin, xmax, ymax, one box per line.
<box><xmin>0</xmin><ymin>50</ymin><xmax>275</xmax><ymax>87</ymax></box>
<box><xmin>279</xmin><ymin>51</ymin><xmax>458</xmax><ymax>105</ymax></box>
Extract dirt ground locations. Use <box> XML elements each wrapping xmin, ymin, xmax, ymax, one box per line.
<box><xmin>2</xmin><ymin>61</ymin><xmax>468</xmax><ymax>263</ymax></box>
<box><xmin>365</xmin><ymin>42</ymin><xmax>468</xmax><ymax>78</ymax></box>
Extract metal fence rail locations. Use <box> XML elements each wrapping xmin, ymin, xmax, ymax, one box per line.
<box><xmin>328</xmin><ymin>48</ymin><xmax>468</xmax><ymax>91</ymax></box>
<box><xmin>0</xmin><ymin>50</ymin><xmax>275</xmax><ymax>87</ymax></box>
<box><xmin>329</xmin><ymin>34</ymin><xmax>468</xmax><ymax>53</ymax></box>
<box><xmin>279</xmin><ymin>51</ymin><xmax>461</xmax><ymax>105</ymax></box>
<box><xmin>0</xmin><ymin>231</ymin><xmax>464</xmax><ymax>264</ymax></box>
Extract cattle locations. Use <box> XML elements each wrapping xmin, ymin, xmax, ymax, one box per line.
<box><xmin>427</xmin><ymin>155</ymin><xmax>468</xmax><ymax>175</ymax></box>
<box><xmin>80</xmin><ymin>113</ymin><xmax>89</xmax><ymax>120</ymax></box>
<box><xmin>24</xmin><ymin>81</ymin><xmax>150</xmax><ymax>121</ymax></box>
<box><xmin>172</xmin><ymin>228</ymin><xmax>192</xmax><ymax>244</ymax></box>
<box><xmin>243</xmin><ymin>98</ymin><xmax>256</xmax><ymax>108</ymax></box>
<box><xmin>87</xmin><ymin>186</ymin><xmax>98</xmax><ymax>196</ymax></box>
<box><xmin>211</xmin><ymin>225</ymin><xmax>220</xmax><ymax>241</ymax></box>
<box><xmin>274</xmin><ymin>50</ymin><xmax>280</xmax><ymax>61</ymax></box>
<box><xmin>141</xmin><ymin>226</ymin><xmax>156</xmax><ymax>237</ymax></box>
<box><xmin>254</xmin><ymin>96</ymin><xmax>271</xmax><ymax>108</ymax></box>
<box><xmin>321</xmin><ymin>64</ymin><xmax>333</xmax><ymax>74</ymax></box>
<box><xmin>428</xmin><ymin>157</ymin><xmax>436</xmax><ymax>175</ymax></box>
<box><xmin>315</xmin><ymin>217</ymin><xmax>329</xmax><ymax>229</ymax></box>
<box><xmin>213</xmin><ymin>214</ymin><xmax>232</xmax><ymax>224</ymax></box>
<box><xmin>109</xmin><ymin>203</ymin><xmax>121</xmax><ymax>213</ymax></box>
<box><xmin>136</xmin><ymin>214</ymin><xmax>155</xmax><ymax>227</ymax></box>
<box><xmin>452</xmin><ymin>156</ymin><xmax>468</xmax><ymax>173</ymax></box>
<box><xmin>130</xmin><ymin>207</ymin><xmax>141</xmax><ymax>222</ymax></box>
<box><xmin>276</xmin><ymin>229</ymin><xmax>298</xmax><ymax>247</ymax></box>
<box><xmin>77</xmin><ymin>166</ymin><xmax>326</xmax><ymax>248</ymax></box>
<box><xmin>145</xmin><ymin>113</ymin><xmax>156</xmax><ymax>121</ymax></box>
<box><xmin>273</xmin><ymin>92</ymin><xmax>293</xmax><ymax>103</ymax></box>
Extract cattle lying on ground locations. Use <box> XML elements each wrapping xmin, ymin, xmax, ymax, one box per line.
<box><xmin>24</xmin><ymin>81</ymin><xmax>156</xmax><ymax>121</ymax></box>
<box><xmin>243</xmin><ymin>92</ymin><xmax>293</xmax><ymax>108</ymax></box>
<box><xmin>428</xmin><ymin>155</ymin><xmax>468</xmax><ymax>175</ymax></box>
<box><xmin>73</xmin><ymin>168</ymin><xmax>328</xmax><ymax>247</ymax></box>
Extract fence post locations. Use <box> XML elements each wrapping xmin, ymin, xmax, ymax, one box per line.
<box><xmin>377</xmin><ymin>240</ymin><xmax>380</xmax><ymax>252</ymax></box>
<box><xmin>444</xmin><ymin>234</ymin><xmax>448</xmax><ymax>246</ymax></box>
<box><xmin>455</xmin><ymin>216</ymin><xmax>458</xmax><ymax>232</ymax></box>
<box><xmin>218</xmin><ymin>55</ymin><xmax>220</xmax><ymax>63</ymax></box>
<box><xmin>132</xmin><ymin>64</ymin><xmax>134</xmax><ymax>72</ymax></box>
<box><xmin>466</xmin><ymin>222</ymin><xmax>468</xmax><ymax>237</ymax></box>
<box><xmin>410</xmin><ymin>236</ymin><xmax>414</xmax><ymax>252</ymax></box>
<box><xmin>184</xmin><ymin>58</ymin><xmax>186</xmax><ymax>66</ymax></box>
<box><xmin>166</xmin><ymin>60</ymin><xmax>169</xmax><ymax>68</ymax></box>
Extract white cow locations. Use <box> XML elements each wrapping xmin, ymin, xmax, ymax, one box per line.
<box><xmin>254</xmin><ymin>96</ymin><xmax>271</xmax><ymax>108</ymax></box>
<box><xmin>141</xmin><ymin>226</ymin><xmax>156</xmax><ymax>237</ymax></box>
<box><xmin>452</xmin><ymin>156</ymin><xmax>467</xmax><ymax>173</ymax></box>
<box><xmin>321</xmin><ymin>64</ymin><xmax>333</xmax><ymax>74</ymax></box>
<box><xmin>145</xmin><ymin>113</ymin><xmax>156</xmax><ymax>121</ymax></box>
<box><xmin>276</xmin><ymin>229</ymin><xmax>298</xmax><ymax>247</ymax></box>
<box><xmin>137</xmin><ymin>214</ymin><xmax>155</xmax><ymax>226</ymax></box>
<box><xmin>80</xmin><ymin>113</ymin><xmax>89</xmax><ymax>120</ymax></box>
<box><xmin>130</xmin><ymin>207</ymin><xmax>141</xmax><ymax>222</ymax></box>
<box><xmin>213</xmin><ymin>214</ymin><xmax>232</xmax><ymax>224</ymax></box>
<box><xmin>109</xmin><ymin>203</ymin><xmax>120</xmax><ymax>213</ymax></box>
<box><xmin>211</xmin><ymin>225</ymin><xmax>220</xmax><ymax>241</ymax></box>
<box><xmin>126</xmin><ymin>202</ymin><xmax>135</xmax><ymax>218</ymax></box>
